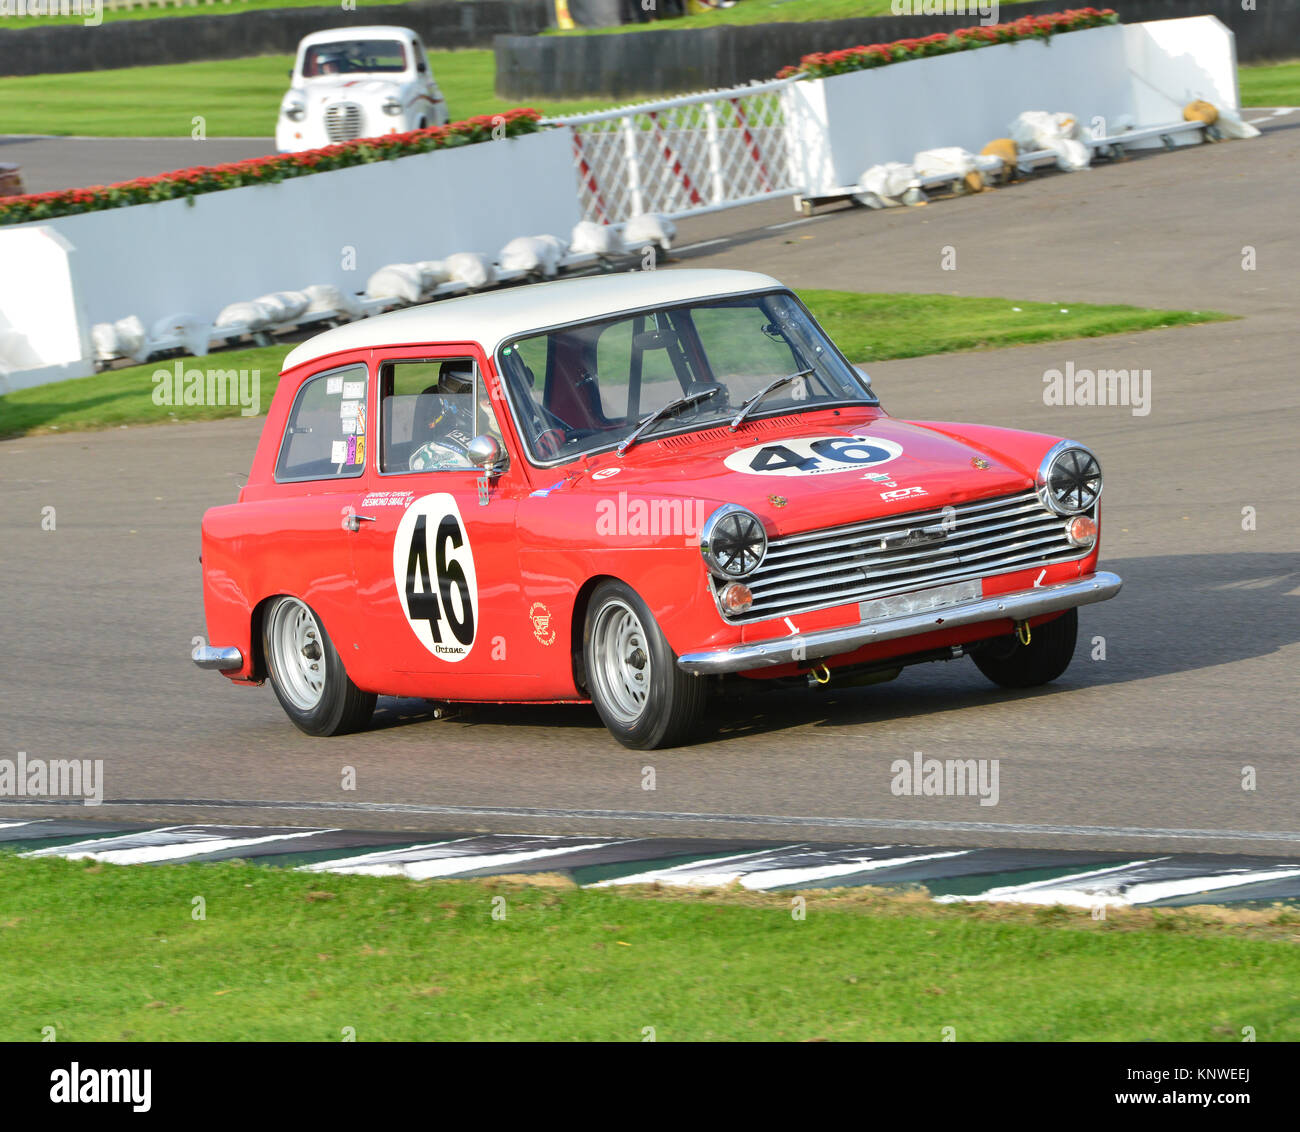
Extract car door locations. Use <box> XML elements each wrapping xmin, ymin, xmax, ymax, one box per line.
<box><xmin>261</xmin><ymin>360</ymin><xmax>372</xmax><ymax>650</ymax></box>
<box><xmin>411</xmin><ymin>36</ymin><xmax>447</xmax><ymax>125</ymax></box>
<box><xmin>345</xmin><ymin>347</ymin><xmax>527</xmax><ymax>695</ymax></box>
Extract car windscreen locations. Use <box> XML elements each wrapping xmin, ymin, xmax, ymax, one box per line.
<box><xmin>496</xmin><ymin>290</ymin><xmax>875</xmax><ymax>465</ymax></box>
<box><xmin>302</xmin><ymin>40</ymin><xmax>408</xmax><ymax>77</ymax></box>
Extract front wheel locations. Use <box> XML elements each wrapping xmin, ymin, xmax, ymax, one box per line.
<box><xmin>971</xmin><ymin>607</ymin><xmax>1078</xmax><ymax>689</ymax></box>
<box><xmin>262</xmin><ymin>596</ymin><xmax>376</xmax><ymax>736</ymax></box>
<box><xmin>583</xmin><ymin>581</ymin><xmax>706</xmax><ymax>750</ymax></box>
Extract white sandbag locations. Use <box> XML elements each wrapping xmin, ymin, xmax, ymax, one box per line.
<box><xmin>1052</xmin><ymin>137</ymin><xmax>1091</xmax><ymax>171</ymax></box>
<box><xmin>1214</xmin><ymin>107</ymin><xmax>1261</xmax><ymax>140</ymax></box>
<box><xmin>445</xmin><ymin>252</ymin><xmax>496</xmax><ymax>289</ymax></box>
<box><xmin>90</xmin><ymin>322</ymin><xmax>120</xmax><ymax>362</ymax></box>
<box><xmin>214</xmin><ymin>301</ymin><xmax>273</xmax><ymax>331</ymax></box>
<box><xmin>1010</xmin><ymin>111</ymin><xmax>1081</xmax><ymax>150</ymax></box>
<box><xmin>570</xmin><ymin>219</ymin><xmax>623</xmax><ymax>256</ymax></box>
<box><xmin>912</xmin><ymin>147</ymin><xmax>978</xmax><ymax>180</ymax></box>
<box><xmin>623</xmin><ymin>213</ymin><xmax>677</xmax><ymax>251</ymax></box>
<box><xmin>365</xmin><ymin>264</ymin><xmax>423</xmax><ymax>304</ymax></box>
<box><xmin>535</xmin><ymin>233</ymin><xmax>569</xmax><ymax>259</ymax></box>
<box><xmin>255</xmin><ymin>291</ymin><xmax>310</xmax><ymax>323</ymax></box>
<box><xmin>113</xmin><ymin>315</ymin><xmax>147</xmax><ymax>358</ymax></box>
<box><xmin>149</xmin><ymin>313</ymin><xmax>210</xmax><ymax>357</ymax></box>
<box><xmin>414</xmin><ymin>260</ymin><xmax>449</xmax><ymax>291</ymax></box>
<box><xmin>498</xmin><ymin>235</ymin><xmax>564</xmax><ymax>277</ymax></box>
<box><xmin>856</xmin><ymin>162</ymin><xmax>919</xmax><ymax>206</ymax></box>
<box><xmin>303</xmin><ymin>283</ymin><xmax>363</xmax><ymax>319</ymax></box>
<box><xmin>1010</xmin><ymin>111</ymin><xmax>1090</xmax><ymax>171</ymax></box>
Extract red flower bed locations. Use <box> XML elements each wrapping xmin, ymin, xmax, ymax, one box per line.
<box><xmin>776</xmin><ymin>8</ymin><xmax>1118</xmax><ymax>79</ymax></box>
<box><xmin>0</xmin><ymin>108</ymin><xmax>543</xmax><ymax>227</ymax></box>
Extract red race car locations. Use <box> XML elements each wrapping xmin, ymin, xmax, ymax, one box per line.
<box><xmin>194</xmin><ymin>269</ymin><xmax>1121</xmax><ymax>748</ymax></box>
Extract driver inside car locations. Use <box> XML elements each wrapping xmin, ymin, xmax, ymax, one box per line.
<box><xmin>408</xmin><ymin>362</ymin><xmax>476</xmax><ymax>471</ymax></box>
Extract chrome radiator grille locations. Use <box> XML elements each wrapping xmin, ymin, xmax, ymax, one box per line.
<box><xmin>727</xmin><ymin>490</ymin><xmax>1087</xmax><ymax>622</ymax></box>
<box><xmin>324</xmin><ymin>103</ymin><xmax>364</xmax><ymax>143</ymax></box>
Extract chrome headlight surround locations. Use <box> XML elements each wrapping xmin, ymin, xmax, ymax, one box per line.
<box><xmin>381</xmin><ymin>98</ymin><xmax>404</xmax><ymax>117</ymax></box>
<box><xmin>283</xmin><ymin>101</ymin><xmax>306</xmax><ymax>122</ymax></box>
<box><xmin>1036</xmin><ymin>440</ymin><xmax>1103</xmax><ymax>516</ymax></box>
<box><xmin>701</xmin><ymin>504</ymin><xmax>767</xmax><ymax>580</ymax></box>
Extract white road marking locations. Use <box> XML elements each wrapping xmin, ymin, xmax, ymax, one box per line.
<box><xmin>0</xmin><ymin>820</ymin><xmax>45</xmax><ymax>831</ymax></box>
<box><xmin>939</xmin><ymin>859</ymin><xmax>1300</xmax><ymax>908</ymax></box>
<box><xmin>599</xmin><ymin>847</ymin><xmax>969</xmax><ymax>890</ymax></box>
<box><xmin>302</xmin><ymin>836</ymin><xmax>616</xmax><ymax>880</ymax></box>
<box><xmin>675</xmin><ymin>238</ymin><xmax>728</xmax><ymax>253</ymax></box>
<box><xmin>23</xmin><ymin>825</ymin><xmax>332</xmax><ymax>864</ymax></box>
<box><xmin>765</xmin><ymin>217</ymin><xmax>818</xmax><ymax>231</ymax></box>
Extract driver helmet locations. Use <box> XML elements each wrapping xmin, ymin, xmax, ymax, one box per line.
<box><xmin>437</xmin><ymin>360</ymin><xmax>473</xmax><ymax>397</ymax></box>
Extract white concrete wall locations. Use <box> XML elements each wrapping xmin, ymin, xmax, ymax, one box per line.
<box><xmin>1123</xmin><ymin>16</ymin><xmax>1239</xmax><ymax>127</ymax></box>
<box><xmin>0</xmin><ymin>129</ymin><xmax>580</xmax><ymax>387</ymax></box>
<box><xmin>785</xmin><ymin>17</ymin><xmax>1241</xmax><ymax>196</ymax></box>
<box><xmin>0</xmin><ymin>227</ymin><xmax>92</xmax><ymax>394</ymax></box>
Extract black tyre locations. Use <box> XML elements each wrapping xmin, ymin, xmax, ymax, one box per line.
<box><xmin>262</xmin><ymin>596</ymin><xmax>376</xmax><ymax>736</ymax></box>
<box><xmin>583</xmin><ymin>580</ymin><xmax>706</xmax><ymax>749</ymax></box>
<box><xmin>971</xmin><ymin>607</ymin><xmax>1078</xmax><ymax>689</ymax></box>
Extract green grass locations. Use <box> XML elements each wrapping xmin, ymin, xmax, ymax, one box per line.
<box><xmin>550</xmin><ymin>0</ymin><xmax>1034</xmax><ymax>35</ymax></box>
<box><xmin>0</xmin><ymin>0</ymin><xmax>435</xmax><ymax>29</ymax></box>
<box><xmin>0</xmin><ymin>291</ymin><xmax>1228</xmax><ymax>439</ymax></box>
<box><xmin>0</xmin><ymin>50</ymin><xmax>613</xmax><ymax>137</ymax></box>
<box><xmin>1238</xmin><ymin>58</ymin><xmax>1300</xmax><ymax>107</ymax></box>
<box><xmin>2</xmin><ymin>856</ymin><xmax>1297</xmax><ymax>1041</ymax></box>
<box><xmin>0</xmin><ymin>0</ymin><xmax>1027</xmax><ymax>32</ymax></box>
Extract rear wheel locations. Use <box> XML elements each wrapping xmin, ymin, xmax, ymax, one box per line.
<box><xmin>583</xmin><ymin>581</ymin><xmax>706</xmax><ymax>749</ymax></box>
<box><xmin>971</xmin><ymin>608</ymin><xmax>1078</xmax><ymax>689</ymax></box>
<box><xmin>262</xmin><ymin>596</ymin><xmax>375</xmax><ymax>736</ymax></box>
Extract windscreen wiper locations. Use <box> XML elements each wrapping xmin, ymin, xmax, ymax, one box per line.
<box><xmin>616</xmin><ymin>387</ymin><xmax>721</xmax><ymax>457</ymax></box>
<box><xmin>728</xmin><ymin>368</ymin><xmax>814</xmax><ymax>432</ymax></box>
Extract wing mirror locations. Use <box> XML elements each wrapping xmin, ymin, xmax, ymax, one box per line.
<box><xmin>854</xmin><ymin>365</ymin><xmax>875</xmax><ymax>396</ymax></box>
<box><xmin>467</xmin><ymin>434</ymin><xmax>506</xmax><ymax>475</ymax></box>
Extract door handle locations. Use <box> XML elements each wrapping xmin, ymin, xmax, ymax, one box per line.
<box><xmin>345</xmin><ymin>513</ymin><xmax>376</xmax><ymax>532</ymax></box>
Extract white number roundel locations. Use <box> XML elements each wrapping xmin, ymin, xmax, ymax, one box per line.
<box><xmin>724</xmin><ymin>434</ymin><xmax>904</xmax><ymax>477</ymax></box>
<box><xmin>392</xmin><ymin>493</ymin><xmax>478</xmax><ymax>662</ymax></box>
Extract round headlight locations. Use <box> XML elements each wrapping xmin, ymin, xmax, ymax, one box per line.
<box><xmin>284</xmin><ymin>103</ymin><xmax>306</xmax><ymax>121</ymax></box>
<box><xmin>701</xmin><ymin>505</ymin><xmax>767</xmax><ymax>579</ymax></box>
<box><xmin>382</xmin><ymin>99</ymin><xmax>403</xmax><ymax>116</ymax></box>
<box><xmin>1037</xmin><ymin>442</ymin><xmax>1102</xmax><ymax>515</ymax></box>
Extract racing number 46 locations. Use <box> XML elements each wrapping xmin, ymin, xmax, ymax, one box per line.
<box><xmin>405</xmin><ymin>514</ymin><xmax>474</xmax><ymax>645</ymax></box>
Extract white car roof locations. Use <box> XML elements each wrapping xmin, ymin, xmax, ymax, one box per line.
<box><xmin>283</xmin><ymin>268</ymin><xmax>785</xmax><ymax>372</ymax></box>
<box><xmin>298</xmin><ymin>26</ymin><xmax>420</xmax><ymax>48</ymax></box>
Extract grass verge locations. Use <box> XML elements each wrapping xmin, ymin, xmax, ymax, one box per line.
<box><xmin>1</xmin><ymin>855</ymin><xmax>1296</xmax><ymax>1041</ymax></box>
<box><xmin>1238</xmin><ymin>58</ymin><xmax>1300</xmax><ymax>107</ymax></box>
<box><xmin>549</xmin><ymin>0</ymin><xmax>1036</xmax><ymax>35</ymax></box>
<box><xmin>0</xmin><ymin>50</ymin><xmax>613</xmax><ymax>137</ymax></box>
<box><xmin>0</xmin><ymin>291</ymin><xmax>1229</xmax><ymax>439</ymax></box>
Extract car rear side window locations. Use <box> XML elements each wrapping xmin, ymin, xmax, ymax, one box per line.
<box><xmin>275</xmin><ymin>365</ymin><xmax>369</xmax><ymax>483</ymax></box>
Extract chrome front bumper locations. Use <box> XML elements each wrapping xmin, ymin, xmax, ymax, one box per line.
<box><xmin>192</xmin><ymin>644</ymin><xmax>243</xmax><ymax>672</ymax></box>
<box><xmin>676</xmin><ymin>571</ymin><xmax>1122</xmax><ymax>676</ymax></box>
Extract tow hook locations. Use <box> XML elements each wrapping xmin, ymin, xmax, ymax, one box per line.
<box><xmin>1016</xmin><ymin>620</ymin><xmax>1032</xmax><ymax>646</ymax></box>
<box><xmin>807</xmin><ymin>664</ymin><xmax>832</xmax><ymax>687</ymax></box>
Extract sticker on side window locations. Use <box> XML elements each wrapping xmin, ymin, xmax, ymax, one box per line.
<box><xmin>392</xmin><ymin>493</ymin><xmax>478</xmax><ymax>662</ymax></box>
<box><xmin>723</xmin><ymin>435</ymin><xmax>903</xmax><ymax>477</ymax></box>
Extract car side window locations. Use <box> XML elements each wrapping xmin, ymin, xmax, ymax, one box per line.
<box><xmin>275</xmin><ymin>365</ymin><xmax>368</xmax><ymax>483</ymax></box>
<box><xmin>380</xmin><ymin>358</ymin><xmax>504</xmax><ymax>474</ymax></box>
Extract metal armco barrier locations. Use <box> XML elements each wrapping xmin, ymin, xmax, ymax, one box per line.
<box><xmin>547</xmin><ymin>78</ymin><xmax>800</xmax><ymax>224</ymax></box>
